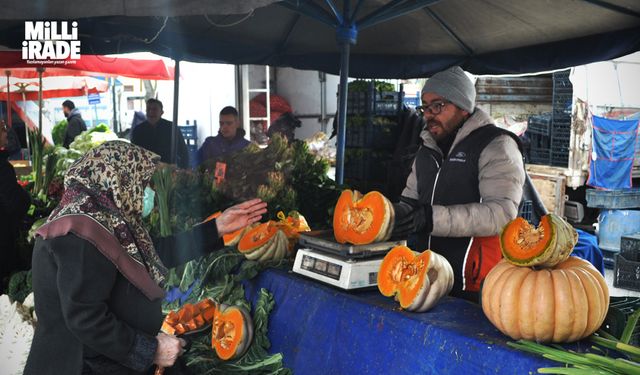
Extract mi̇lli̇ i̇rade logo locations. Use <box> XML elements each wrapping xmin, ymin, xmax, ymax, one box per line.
<box><xmin>22</xmin><ymin>21</ymin><xmax>81</xmax><ymax>65</ymax></box>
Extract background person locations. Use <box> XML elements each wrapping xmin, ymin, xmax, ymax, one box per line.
<box><xmin>25</xmin><ymin>141</ymin><xmax>267</xmax><ymax>374</ymax></box>
<box><xmin>196</xmin><ymin>106</ymin><xmax>250</xmax><ymax>166</ymax></box>
<box><xmin>392</xmin><ymin>66</ymin><xmax>525</xmax><ymax>302</ymax></box>
<box><xmin>132</xmin><ymin>99</ymin><xmax>190</xmax><ymax>168</ymax></box>
<box><xmin>62</xmin><ymin>100</ymin><xmax>87</xmax><ymax>148</ymax></box>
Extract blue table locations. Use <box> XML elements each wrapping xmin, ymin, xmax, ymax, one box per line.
<box><xmin>243</xmin><ymin>268</ymin><xmax>555</xmax><ymax>375</ymax></box>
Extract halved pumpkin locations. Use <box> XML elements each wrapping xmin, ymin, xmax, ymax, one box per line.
<box><xmin>501</xmin><ymin>213</ymin><xmax>578</xmax><ymax>268</ymax></box>
<box><xmin>238</xmin><ymin>221</ymin><xmax>290</xmax><ymax>262</ymax></box>
<box><xmin>333</xmin><ymin>189</ymin><xmax>394</xmax><ymax>245</ymax></box>
<box><xmin>377</xmin><ymin>246</ymin><xmax>454</xmax><ymax>312</ymax></box>
<box><xmin>211</xmin><ymin>304</ymin><xmax>253</xmax><ymax>360</ymax></box>
<box><xmin>237</xmin><ymin>222</ymin><xmax>279</xmax><ymax>253</ymax></box>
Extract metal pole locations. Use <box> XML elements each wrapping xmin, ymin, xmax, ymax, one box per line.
<box><xmin>335</xmin><ymin>42</ymin><xmax>350</xmax><ymax>185</ymax></box>
<box><xmin>335</xmin><ymin>0</ymin><xmax>355</xmax><ymax>185</ymax></box>
<box><xmin>111</xmin><ymin>77</ymin><xmax>118</xmax><ymax>133</ymax></box>
<box><xmin>5</xmin><ymin>71</ymin><xmax>11</xmax><ymax>127</ymax></box>
<box><xmin>171</xmin><ymin>58</ymin><xmax>180</xmax><ymax>165</ymax></box>
<box><xmin>37</xmin><ymin>67</ymin><xmax>44</xmax><ymax>134</ymax></box>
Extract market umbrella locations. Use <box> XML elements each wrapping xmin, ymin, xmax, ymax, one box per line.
<box><xmin>1</xmin><ymin>0</ymin><xmax>638</xmax><ymax>180</ymax></box>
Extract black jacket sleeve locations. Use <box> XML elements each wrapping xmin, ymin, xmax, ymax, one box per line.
<box><xmin>153</xmin><ymin>219</ymin><xmax>225</xmax><ymax>268</ymax></box>
<box><xmin>0</xmin><ymin>159</ymin><xmax>30</xmax><ymax>219</ymax></box>
<box><xmin>54</xmin><ymin>237</ymin><xmax>158</xmax><ymax>372</ymax></box>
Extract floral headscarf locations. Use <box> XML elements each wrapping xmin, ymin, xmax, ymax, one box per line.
<box><xmin>37</xmin><ymin>141</ymin><xmax>167</xmax><ymax>299</ymax></box>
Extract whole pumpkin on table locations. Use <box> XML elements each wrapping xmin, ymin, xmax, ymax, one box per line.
<box><xmin>482</xmin><ymin>214</ymin><xmax>609</xmax><ymax>343</ymax></box>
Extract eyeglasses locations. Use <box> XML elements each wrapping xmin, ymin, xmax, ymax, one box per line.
<box><xmin>416</xmin><ymin>100</ymin><xmax>450</xmax><ymax>116</ymax></box>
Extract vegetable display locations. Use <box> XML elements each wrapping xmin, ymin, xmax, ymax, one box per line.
<box><xmin>501</xmin><ymin>214</ymin><xmax>578</xmax><ymax>268</ymax></box>
<box><xmin>378</xmin><ymin>246</ymin><xmax>453</xmax><ymax>312</ymax></box>
<box><xmin>333</xmin><ymin>189</ymin><xmax>394</xmax><ymax>245</ymax></box>
<box><xmin>481</xmin><ymin>256</ymin><xmax>609</xmax><ymax>343</ymax></box>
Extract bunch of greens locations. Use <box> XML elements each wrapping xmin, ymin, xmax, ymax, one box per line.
<box><xmin>51</xmin><ymin>119</ymin><xmax>67</xmax><ymax>146</ymax></box>
<box><xmin>509</xmin><ymin>311</ymin><xmax>640</xmax><ymax>374</ymax></box>
<box><xmin>162</xmin><ymin>249</ymin><xmax>291</xmax><ymax>374</ymax></box>
<box><xmin>7</xmin><ymin>270</ymin><xmax>32</xmax><ymax>304</ymax></box>
<box><xmin>152</xmin><ymin>166</ymin><xmax>175</xmax><ymax>237</ymax></box>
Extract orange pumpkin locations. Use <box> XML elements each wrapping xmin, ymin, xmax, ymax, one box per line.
<box><xmin>211</xmin><ymin>304</ymin><xmax>253</xmax><ymax>360</ymax></box>
<box><xmin>501</xmin><ymin>213</ymin><xmax>578</xmax><ymax>268</ymax></box>
<box><xmin>237</xmin><ymin>221</ymin><xmax>289</xmax><ymax>262</ymax></box>
<box><xmin>378</xmin><ymin>246</ymin><xmax>453</xmax><ymax>312</ymax></box>
<box><xmin>481</xmin><ymin>256</ymin><xmax>609</xmax><ymax>343</ymax></box>
<box><xmin>333</xmin><ymin>189</ymin><xmax>394</xmax><ymax>245</ymax></box>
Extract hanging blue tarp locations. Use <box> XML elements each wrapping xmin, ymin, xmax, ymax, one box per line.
<box><xmin>588</xmin><ymin>115</ymin><xmax>639</xmax><ymax>190</ymax></box>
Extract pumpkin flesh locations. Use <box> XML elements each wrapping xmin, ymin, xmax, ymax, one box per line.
<box><xmin>333</xmin><ymin>190</ymin><xmax>392</xmax><ymax>245</ymax></box>
<box><xmin>501</xmin><ymin>214</ymin><xmax>577</xmax><ymax>268</ymax></box>
<box><xmin>237</xmin><ymin>222</ymin><xmax>278</xmax><ymax>253</ymax></box>
<box><xmin>211</xmin><ymin>305</ymin><xmax>252</xmax><ymax>361</ymax></box>
<box><xmin>377</xmin><ymin>246</ymin><xmax>453</xmax><ymax>312</ymax></box>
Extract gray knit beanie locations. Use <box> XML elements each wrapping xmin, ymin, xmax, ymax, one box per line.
<box><xmin>421</xmin><ymin>66</ymin><xmax>476</xmax><ymax>113</ymax></box>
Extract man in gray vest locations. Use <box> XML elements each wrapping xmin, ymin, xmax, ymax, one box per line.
<box><xmin>392</xmin><ymin>66</ymin><xmax>525</xmax><ymax>302</ymax></box>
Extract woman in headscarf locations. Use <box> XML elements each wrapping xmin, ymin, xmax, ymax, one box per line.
<box><xmin>24</xmin><ymin>141</ymin><xmax>267</xmax><ymax>374</ymax></box>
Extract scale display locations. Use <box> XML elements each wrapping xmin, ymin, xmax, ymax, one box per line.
<box><xmin>300</xmin><ymin>254</ymin><xmax>343</xmax><ymax>280</ymax></box>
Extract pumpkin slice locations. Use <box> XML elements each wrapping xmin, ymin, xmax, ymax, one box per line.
<box><xmin>377</xmin><ymin>246</ymin><xmax>454</xmax><ymax>312</ymax></box>
<box><xmin>211</xmin><ymin>305</ymin><xmax>253</xmax><ymax>360</ymax></box>
<box><xmin>333</xmin><ymin>189</ymin><xmax>393</xmax><ymax>245</ymax></box>
<box><xmin>244</xmin><ymin>234</ymin><xmax>276</xmax><ymax>261</ymax></box>
<box><xmin>500</xmin><ymin>214</ymin><xmax>577</xmax><ymax>268</ymax></box>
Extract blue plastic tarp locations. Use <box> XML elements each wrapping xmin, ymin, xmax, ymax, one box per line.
<box><xmin>588</xmin><ymin>116</ymin><xmax>640</xmax><ymax>190</ymax></box>
<box><xmin>243</xmin><ymin>268</ymin><xmax>556</xmax><ymax>375</ymax></box>
<box><xmin>572</xmin><ymin>229</ymin><xmax>605</xmax><ymax>275</ymax></box>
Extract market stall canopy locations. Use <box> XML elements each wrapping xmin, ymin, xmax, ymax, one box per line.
<box><xmin>0</xmin><ymin>1</ymin><xmax>638</xmax><ymax>78</ymax></box>
<box><xmin>0</xmin><ymin>75</ymin><xmax>109</xmax><ymax>101</ymax></box>
<box><xmin>0</xmin><ymin>51</ymin><xmax>174</xmax><ymax>80</ymax></box>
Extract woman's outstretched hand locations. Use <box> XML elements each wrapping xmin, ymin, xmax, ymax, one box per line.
<box><xmin>215</xmin><ymin>199</ymin><xmax>267</xmax><ymax>236</ymax></box>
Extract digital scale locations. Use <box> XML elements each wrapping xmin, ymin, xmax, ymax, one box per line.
<box><xmin>292</xmin><ymin>230</ymin><xmax>406</xmax><ymax>290</ymax></box>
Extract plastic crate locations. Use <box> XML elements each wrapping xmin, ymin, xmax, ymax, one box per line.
<box><xmin>529</xmin><ymin>147</ymin><xmax>551</xmax><ymax>165</ymax></box>
<box><xmin>586</xmin><ymin>188</ymin><xmax>640</xmax><ymax>209</ymax></box>
<box><xmin>601</xmin><ymin>297</ymin><xmax>640</xmax><ymax>346</ymax></box>
<box><xmin>344</xmin><ymin>150</ymin><xmax>392</xmax><ymax>182</ymax></box>
<box><xmin>614</xmin><ymin>251</ymin><xmax>640</xmax><ymax>292</ymax></box>
<box><xmin>622</xmin><ymin>234</ymin><xmax>640</xmax><ymax>253</ymax></box>
<box><xmin>598</xmin><ymin>210</ymin><xmax>640</xmax><ymax>252</ymax></box>
<box><xmin>550</xmin><ymin>150</ymin><xmax>569</xmax><ymax>167</ymax></box>
<box><xmin>346</xmin><ymin>124</ymin><xmax>367</xmax><ymax>147</ymax></box>
<box><xmin>179</xmin><ymin>125</ymin><xmax>197</xmax><ymax>140</ymax></box>
<box><xmin>527</xmin><ymin>132</ymin><xmax>550</xmax><ymax>149</ymax></box>
<box><xmin>519</xmin><ymin>200</ymin><xmax>533</xmax><ymax>221</ymax></box>
<box><xmin>527</xmin><ymin>114</ymin><xmax>552</xmax><ymax>136</ymax></box>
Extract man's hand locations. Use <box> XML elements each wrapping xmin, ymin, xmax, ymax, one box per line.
<box><xmin>215</xmin><ymin>198</ymin><xmax>267</xmax><ymax>236</ymax></box>
<box><xmin>154</xmin><ymin>332</ymin><xmax>186</xmax><ymax>367</ymax></box>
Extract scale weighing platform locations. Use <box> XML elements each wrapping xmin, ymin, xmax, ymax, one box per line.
<box><xmin>292</xmin><ymin>230</ymin><xmax>406</xmax><ymax>290</ymax></box>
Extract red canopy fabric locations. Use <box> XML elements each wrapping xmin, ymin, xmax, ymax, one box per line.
<box><xmin>0</xmin><ymin>51</ymin><xmax>174</xmax><ymax>80</ymax></box>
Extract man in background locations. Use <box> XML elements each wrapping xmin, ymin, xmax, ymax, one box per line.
<box><xmin>196</xmin><ymin>106</ymin><xmax>250</xmax><ymax>166</ymax></box>
<box><xmin>62</xmin><ymin>100</ymin><xmax>87</xmax><ymax>148</ymax></box>
<box><xmin>131</xmin><ymin>98</ymin><xmax>189</xmax><ymax>168</ymax></box>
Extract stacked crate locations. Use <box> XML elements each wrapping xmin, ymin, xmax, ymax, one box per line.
<box><xmin>525</xmin><ymin>70</ymin><xmax>573</xmax><ymax>167</ymax></box>
<box><xmin>550</xmin><ymin>70</ymin><xmax>572</xmax><ymax>166</ymax></box>
<box><xmin>343</xmin><ymin>81</ymin><xmax>403</xmax><ymax>195</ymax></box>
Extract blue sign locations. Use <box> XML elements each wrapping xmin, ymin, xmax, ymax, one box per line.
<box><xmin>88</xmin><ymin>93</ymin><xmax>101</xmax><ymax>105</ymax></box>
